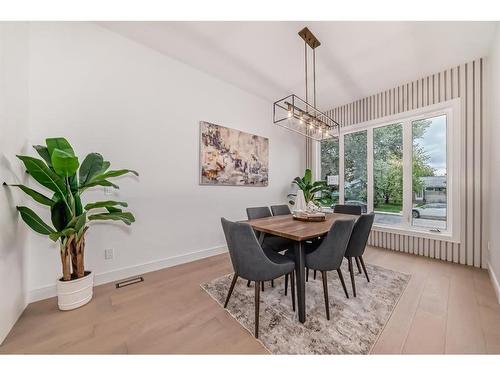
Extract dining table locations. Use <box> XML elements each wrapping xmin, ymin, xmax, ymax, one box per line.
<box><xmin>245</xmin><ymin>212</ymin><xmax>359</xmax><ymax>323</ymax></box>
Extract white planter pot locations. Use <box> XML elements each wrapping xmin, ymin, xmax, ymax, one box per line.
<box><xmin>56</xmin><ymin>271</ymin><xmax>94</xmax><ymax>311</ymax></box>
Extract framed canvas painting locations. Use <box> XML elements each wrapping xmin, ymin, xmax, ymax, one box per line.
<box><xmin>199</xmin><ymin>121</ymin><xmax>269</xmax><ymax>186</ymax></box>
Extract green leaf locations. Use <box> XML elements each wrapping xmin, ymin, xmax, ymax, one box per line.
<box><xmin>81</xmin><ymin>179</ymin><xmax>119</xmax><ymax>190</ymax></box>
<box><xmin>79</xmin><ymin>153</ymin><xmax>103</xmax><ymax>187</ymax></box>
<box><xmin>74</xmin><ymin>213</ymin><xmax>87</xmax><ymax>233</ymax></box>
<box><xmin>49</xmin><ymin>228</ymin><xmax>76</xmax><ymax>242</ymax></box>
<box><xmin>292</xmin><ymin>177</ymin><xmax>306</xmax><ymax>189</ymax></box>
<box><xmin>51</xmin><ymin>149</ymin><xmax>79</xmax><ymax>177</ymax></box>
<box><xmin>312</xmin><ymin>180</ymin><xmax>327</xmax><ymax>187</ymax></box>
<box><xmin>74</xmin><ymin>194</ymin><xmax>83</xmax><ymax>216</ymax></box>
<box><xmin>106</xmin><ymin>207</ymin><xmax>122</xmax><ymax>213</ymax></box>
<box><xmin>46</xmin><ymin>138</ymin><xmax>74</xmax><ymax>157</ymax></box>
<box><xmin>99</xmin><ymin>161</ymin><xmax>111</xmax><ymax>174</ymax></box>
<box><xmin>68</xmin><ymin>174</ymin><xmax>78</xmax><ymax>193</ymax></box>
<box><xmin>303</xmin><ymin>169</ymin><xmax>312</xmax><ymax>185</ymax></box>
<box><xmin>16</xmin><ymin>156</ymin><xmax>67</xmax><ymax>197</ymax></box>
<box><xmin>89</xmin><ymin>211</ymin><xmax>135</xmax><ymax>225</ymax></box>
<box><xmin>33</xmin><ymin>145</ymin><xmax>52</xmax><ymax>167</ymax></box>
<box><xmin>310</xmin><ymin>186</ymin><xmax>330</xmax><ymax>194</ymax></box>
<box><xmin>93</xmin><ymin>169</ymin><xmax>139</xmax><ymax>180</ymax></box>
<box><xmin>84</xmin><ymin>200</ymin><xmax>128</xmax><ymax>210</ymax></box>
<box><xmin>8</xmin><ymin>184</ymin><xmax>54</xmax><ymax>206</ymax></box>
<box><xmin>17</xmin><ymin>206</ymin><xmax>55</xmax><ymax>235</ymax></box>
<box><xmin>51</xmin><ymin>199</ymin><xmax>71</xmax><ymax>232</ymax></box>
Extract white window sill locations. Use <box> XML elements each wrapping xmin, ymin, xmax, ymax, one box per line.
<box><xmin>372</xmin><ymin>223</ymin><xmax>459</xmax><ymax>243</ymax></box>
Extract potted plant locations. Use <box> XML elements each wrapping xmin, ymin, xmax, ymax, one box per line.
<box><xmin>288</xmin><ymin>168</ymin><xmax>332</xmax><ymax>207</ymax></box>
<box><xmin>6</xmin><ymin>138</ymin><xmax>138</xmax><ymax>310</ymax></box>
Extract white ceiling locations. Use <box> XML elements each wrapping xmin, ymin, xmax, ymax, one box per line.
<box><xmin>98</xmin><ymin>21</ymin><xmax>497</xmax><ymax>110</ymax></box>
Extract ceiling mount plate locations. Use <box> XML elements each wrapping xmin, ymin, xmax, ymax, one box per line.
<box><xmin>298</xmin><ymin>27</ymin><xmax>321</xmax><ymax>49</ymax></box>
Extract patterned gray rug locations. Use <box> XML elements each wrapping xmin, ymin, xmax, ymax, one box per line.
<box><xmin>201</xmin><ymin>262</ymin><xmax>410</xmax><ymax>354</ymax></box>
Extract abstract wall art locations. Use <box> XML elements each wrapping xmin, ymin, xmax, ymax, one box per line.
<box><xmin>199</xmin><ymin>121</ymin><xmax>269</xmax><ymax>186</ymax></box>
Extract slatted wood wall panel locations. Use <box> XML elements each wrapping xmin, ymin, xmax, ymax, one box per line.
<box><xmin>326</xmin><ymin>58</ymin><xmax>486</xmax><ymax>268</ymax></box>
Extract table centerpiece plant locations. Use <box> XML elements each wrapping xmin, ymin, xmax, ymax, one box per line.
<box><xmin>287</xmin><ymin>168</ymin><xmax>332</xmax><ymax>207</ymax></box>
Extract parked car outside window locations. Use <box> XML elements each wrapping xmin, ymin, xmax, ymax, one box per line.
<box><xmin>412</xmin><ymin>203</ymin><xmax>446</xmax><ymax>219</ymax></box>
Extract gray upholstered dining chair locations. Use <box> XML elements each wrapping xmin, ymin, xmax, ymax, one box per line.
<box><xmin>284</xmin><ymin>218</ymin><xmax>355</xmax><ymax>320</ymax></box>
<box><xmin>246</xmin><ymin>206</ymin><xmax>294</xmax><ymax>289</ymax></box>
<box><xmin>302</xmin><ymin>218</ymin><xmax>356</xmax><ymax>320</ymax></box>
<box><xmin>333</xmin><ymin>204</ymin><xmax>362</xmax><ymax>215</ymax></box>
<box><xmin>344</xmin><ymin>212</ymin><xmax>375</xmax><ymax>297</ymax></box>
<box><xmin>221</xmin><ymin>218</ymin><xmax>296</xmax><ymax>338</ymax></box>
<box><xmin>246</xmin><ymin>206</ymin><xmax>293</xmax><ymax>253</ymax></box>
<box><xmin>269</xmin><ymin>203</ymin><xmax>321</xmax><ymax>283</ymax></box>
<box><xmin>270</xmin><ymin>204</ymin><xmax>291</xmax><ymax>216</ymax></box>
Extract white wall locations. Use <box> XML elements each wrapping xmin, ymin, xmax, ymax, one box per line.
<box><xmin>0</xmin><ymin>23</ymin><xmax>30</xmax><ymax>343</ymax></box>
<box><xmin>25</xmin><ymin>22</ymin><xmax>304</xmax><ymax>299</ymax></box>
<box><xmin>488</xmin><ymin>24</ymin><xmax>500</xmax><ymax>302</ymax></box>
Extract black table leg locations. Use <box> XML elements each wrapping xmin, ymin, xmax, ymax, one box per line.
<box><xmin>258</xmin><ymin>232</ymin><xmax>265</xmax><ymax>245</ymax></box>
<box><xmin>294</xmin><ymin>241</ymin><xmax>306</xmax><ymax>323</ymax></box>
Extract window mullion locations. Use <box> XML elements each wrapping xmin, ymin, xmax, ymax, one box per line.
<box><xmin>402</xmin><ymin>120</ymin><xmax>412</xmax><ymax>229</ymax></box>
<box><xmin>367</xmin><ymin>127</ymin><xmax>374</xmax><ymax>213</ymax></box>
<box><xmin>339</xmin><ymin>133</ymin><xmax>345</xmax><ymax>204</ymax></box>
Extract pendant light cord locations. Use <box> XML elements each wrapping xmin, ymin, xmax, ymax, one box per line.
<box><xmin>304</xmin><ymin>40</ymin><xmax>310</xmax><ymax>168</ymax></box>
<box><xmin>313</xmin><ymin>48</ymin><xmax>316</xmax><ymax>108</ymax></box>
<box><xmin>304</xmin><ymin>41</ymin><xmax>308</xmax><ymax>111</ymax></box>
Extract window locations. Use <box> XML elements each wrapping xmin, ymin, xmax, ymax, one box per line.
<box><xmin>411</xmin><ymin>115</ymin><xmax>447</xmax><ymax>231</ymax></box>
<box><xmin>344</xmin><ymin>130</ymin><xmax>367</xmax><ymax>212</ymax></box>
<box><xmin>373</xmin><ymin>123</ymin><xmax>403</xmax><ymax>226</ymax></box>
<box><xmin>320</xmin><ymin>137</ymin><xmax>340</xmax><ymax>206</ymax></box>
<box><xmin>317</xmin><ymin>99</ymin><xmax>460</xmax><ymax>241</ymax></box>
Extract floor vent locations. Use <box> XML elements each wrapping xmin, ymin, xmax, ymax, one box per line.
<box><xmin>115</xmin><ymin>276</ymin><xmax>144</xmax><ymax>289</ymax></box>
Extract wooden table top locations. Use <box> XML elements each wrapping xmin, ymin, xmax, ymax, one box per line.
<box><xmin>245</xmin><ymin>213</ymin><xmax>359</xmax><ymax>242</ymax></box>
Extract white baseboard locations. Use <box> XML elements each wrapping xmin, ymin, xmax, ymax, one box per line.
<box><xmin>0</xmin><ymin>298</ymin><xmax>27</xmax><ymax>345</ymax></box>
<box><xmin>487</xmin><ymin>262</ymin><xmax>500</xmax><ymax>304</ymax></box>
<box><xmin>27</xmin><ymin>245</ymin><xmax>228</xmax><ymax>303</ymax></box>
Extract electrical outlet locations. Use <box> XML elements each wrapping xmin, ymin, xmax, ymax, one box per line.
<box><xmin>104</xmin><ymin>248</ymin><xmax>114</xmax><ymax>260</ymax></box>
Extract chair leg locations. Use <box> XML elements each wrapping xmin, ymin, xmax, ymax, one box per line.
<box><xmin>306</xmin><ymin>267</ymin><xmax>309</xmax><ymax>282</ymax></box>
<box><xmin>224</xmin><ymin>274</ymin><xmax>238</xmax><ymax>308</ymax></box>
<box><xmin>247</xmin><ymin>280</ymin><xmax>251</xmax><ymax>287</ymax></box>
<box><xmin>314</xmin><ymin>270</ymin><xmax>317</xmax><ymax>280</ymax></box>
<box><xmin>290</xmin><ymin>271</ymin><xmax>296</xmax><ymax>311</ymax></box>
<box><xmin>321</xmin><ymin>271</ymin><xmax>330</xmax><ymax>320</ymax></box>
<box><xmin>284</xmin><ymin>274</ymin><xmax>288</xmax><ymax>296</ymax></box>
<box><xmin>262</xmin><ymin>282</ymin><xmax>265</xmax><ymax>292</ymax></box>
<box><xmin>337</xmin><ymin>268</ymin><xmax>349</xmax><ymax>299</ymax></box>
<box><xmin>355</xmin><ymin>257</ymin><xmax>362</xmax><ymax>274</ymax></box>
<box><xmin>348</xmin><ymin>257</ymin><xmax>357</xmax><ymax>297</ymax></box>
<box><xmin>359</xmin><ymin>256</ymin><xmax>370</xmax><ymax>282</ymax></box>
<box><xmin>254</xmin><ymin>281</ymin><xmax>260</xmax><ymax>338</ymax></box>
<box><xmin>271</xmin><ymin>279</ymin><xmax>274</xmax><ymax>288</ymax></box>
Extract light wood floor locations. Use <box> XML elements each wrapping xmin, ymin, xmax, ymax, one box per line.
<box><xmin>1</xmin><ymin>246</ymin><xmax>499</xmax><ymax>354</ymax></box>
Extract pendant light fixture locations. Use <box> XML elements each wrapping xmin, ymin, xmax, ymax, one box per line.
<box><xmin>273</xmin><ymin>27</ymin><xmax>340</xmax><ymax>141</ymax></box>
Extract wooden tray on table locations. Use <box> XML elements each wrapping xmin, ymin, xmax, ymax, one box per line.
<box><xmin>292</xmin><ymin>213</ymin><xmax>326</xmax><ymax>222</ymax></box>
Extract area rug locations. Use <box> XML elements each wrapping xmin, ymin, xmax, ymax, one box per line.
<box><xmin>201</xmin><ymin>262</ymin><xmax>410</xmax><ymax>354</ymax></box>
